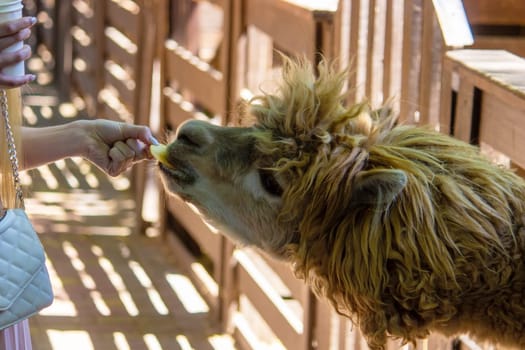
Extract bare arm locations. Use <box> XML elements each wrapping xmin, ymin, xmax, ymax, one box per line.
<box><xmin>21</xmin><ymin>121</ymin><xmax>85</xmax><ymax>170</ymax></box>
<box><xmin>21</xmin><ymin>119</ymin><xmax>157</xmax><ymax>176</ymax></box>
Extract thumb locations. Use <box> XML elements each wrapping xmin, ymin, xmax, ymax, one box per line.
<box><xmin>120</xmin><ymin>124</ymin><xmax>159</xmax><ymax>145</ymax></box>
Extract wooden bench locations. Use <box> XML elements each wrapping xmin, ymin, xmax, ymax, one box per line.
<box><xmin>440</xmin><ymin>49</ymin><xmax>525</xmax><ymax>170</ymax></box>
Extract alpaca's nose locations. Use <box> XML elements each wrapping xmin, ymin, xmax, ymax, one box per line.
<box><xmin>175</xmin><ymin>120</ymin><xmax>214</xmax><ymax>149</ymax></box>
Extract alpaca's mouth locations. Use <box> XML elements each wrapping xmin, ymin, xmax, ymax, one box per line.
<box><xmin>158</xmin><ymin>161</ymin><xmax>197</xmax><ymax>185</ymax></box>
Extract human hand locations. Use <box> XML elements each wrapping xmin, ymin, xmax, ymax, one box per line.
<box><xmin>0</xmin><ymin>16</ymin><xmax>37</xmax><ymax>88</ymax></box>
<box><xmin>81</xmin><ymin>119</ymin><xmax>159</xmax><ymax>177</ymax></box>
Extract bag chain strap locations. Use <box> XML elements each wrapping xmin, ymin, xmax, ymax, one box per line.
<box><xmin>0</xmin><ymin>89</ymin><xmax>24</xmax><ymax>209</ymax></box>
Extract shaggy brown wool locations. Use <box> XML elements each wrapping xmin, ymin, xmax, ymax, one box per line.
<box><xmin>248</xmin><ymin>58</ymin><xmax>525</xmax><ymax>349</ymax></box>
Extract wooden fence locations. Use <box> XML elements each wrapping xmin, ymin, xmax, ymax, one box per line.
<box><xmin>34</xmin><ymin>0</ymin><xmax>525</xmax><ymax>349</ymax></box>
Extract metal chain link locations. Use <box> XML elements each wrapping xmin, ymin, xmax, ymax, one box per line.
<box><xmin>1</xmin><ymin>89</ymin><xmax>24</xmax><ymax>209</ymax></box>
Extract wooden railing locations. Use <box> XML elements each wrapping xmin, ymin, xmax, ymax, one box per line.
<box><xmin>440</xmin><ymin>49</ymin><xmax>525</xmax><ymax>169</ymax></box>
<box><xmin>34</xmin><ymin>1</ymin><xmax>525</xmax><ymax>349</ymax></box>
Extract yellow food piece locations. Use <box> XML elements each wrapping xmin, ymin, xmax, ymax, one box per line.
<box><xmin>150</xmin><ymin>144</ymin><xmax>170</xmax><ymax>166</ymax></box>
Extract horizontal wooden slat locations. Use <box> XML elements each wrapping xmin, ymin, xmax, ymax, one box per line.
<box><xmin>72</xmin><ymin>69</ymin><xmax>97</xmax><ymax>100</ymax></box>
<box><xmin>479</xmin><ymin>93</ymin><xmax>525</xmax><ymax>169</ymax></box>
<box><xmin>166</xmin><ymin>195</ymin><xmax>223</xmax><ymax>269</ymax></box>
<box><xmin>165</xmin><ymin>40</ymin><xmax>226</xmax><ymax>114</ymax></box>
<box><xmin>442</xmin><ymin>49</ymin><xmax>525</xmax><ymax>171</ymax></box>
<box><xmin>445</xmin><ymin>50</ymin><xmax>525</xmax><ymax>109</ymax></box>
<box><xmin>98</xmin><ymin>100</ymin><xmax>131</xmax><ymax>122</ymax></box>
<box><xmin>237</xmin><ymin>253</ymin><xmax>306</xmax><ymax>350</ymax></box>
<box><xmin>106</xmin><ymin>0</ymin><xmax>140</xmax><ymax>43</ymax></box>
<box><xmin>163</xmin><ymin>87</ymin><xmax>222</xmax><ymax>128</ymax></box>
<box><xmin>103</xmin><ymin>68</ymin><xmax>135</xmax><ymax>113</ymax></box>
<box><xmin>261</xmin><ymin>254</ymin><xmax>310</xmax><ymax>306</ymax></box>
<box><xmin>165</xmin><ymin>95</ymin><xmax>197</xmax><ymax>128</ymax></box>
<box><xmin>72</xmin><ymin>0</ymin><xmax>98</xmax><ymax>33</ymax></box>
<box><xmin>75</xmin><ymin>14</ymin><xmax>98</xmax><ymax>35</ymax></box>
<box><xmin>72</xmin><ymin>42</ymin><xmax>100</xmax><ymax>72</ymax></box>
<box><xmin>463</xmin><ymin>0</ymin><xmax>525</xmax><ymax>26</ymax></box>
<box><xmin>471</xmin><ymin>36</ymin><xmax>525</xmax><ymax>58</ymax></box>
<box><xmin>165</xmin><ymin>230</ymin><xmax>220</xmax><ymax>313</ymax></box>
<box><xmin>245</xmin><ymin>0</ymin><xmax>317</xmax><ymax>58</ymax></box>
<box><xmin>105</xmin><ymin>32</ymin><xmax>139</xmax><ymax>75</ymax></box>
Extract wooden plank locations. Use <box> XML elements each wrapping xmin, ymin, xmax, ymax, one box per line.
<box><xmin>75</xmin><ymin>13</ymin><xmax>97</xmax><ymax>35</ymax></box>
<box><xmin>418</xmin><ymin>0</ymin><xmax>437</xmax><ymax>125</ymax></box>
<box><xmin>103</xmin><ymin>68</ymin><xmax>136</xmax><ymax>113</ymax></box>
<box><xmin>217</xmin><ymin>0</ymin><xmax>232</xmax><ymax>75</ymax></box>
<box><xmin>382</xmin><ymin>0</ymin><xmax>394</xmax><ymax>103</ymax></box>
<box><xmin>347</xmin><ymin>0</ymin><xmax>362</xmax><ymax>103</ymax></box>
<box><xmin>312</xmin><ymin>299</ymin><xmax>334</xmax><ymax>350</ymax></box>
<box><xmin>98</xmin><ymin>98</ymin><xmax>132</xmax><ymax>122</ymax></box>
<box><xmin>511</xmin><ymin>161</ymin><xmax>525</xmax><ymax>178</ymax></box>
<box><xmin>364</xmin><ymin>0</ymin><xmax>376</xmax><ymax>102</ymax></box>
<box><xmin>438</xmin><ymin>59</ymin><xmax>453</xmax><ymax>134</ymax></box>
<box><xmin>164</xmin><ymin>92</ymin><xmax>199</xmax><ymax>128</ymax></box>
<box><xmin>72</xmin><ymin>68</ymin><xmax>97</xmax><ymax>101</ymax></box>
<box><xmin>431</xmin><ymin>0</ymin><xmax>474</xmax><ymax>48</ymax></box>
<box><xmin>72</xmin><ymin>42</ymin><xmax>100</xmax><ymax>72</ymax></box>
<box><xmin>134</xmin><ymin>0</ymin><xmax>157</xmax><ymax>126</ymax></box>
<box><xmin>245</xmin><ymin>0</ymin><xmax>317</xmax><ymax>60</ymax></box>
<box><xmin>106</xmin><ymin>0</ymin><xmax>141</xmax><ymax>43</ymax></box>
<box><xmin>382</xmin><ymin>0</ymin><xmax>403</xmax><ymax>114</ymax></box>
<box><xmin>227</xmin><ymin>0</ymin><xmax>243</xmax><ymax>122</ymax></box>
<box><xmin>165</xmin><ymin>40</ymin><xmax>226</xmax><ymax>114</ymax></box>
<box><xmin>105</xmin><ymin>33</ymin><xmax>139</xmax><ymax>76</ymax></box>
<box><xmin>261</xmin><ymin>254</ymin><xmax>310</xmax><ymax>306</ymax></box>
<box><xmin>165</xmin><ymin>230</ymin><xmax>221</xmax><ymax>315</ymax></box>
<box><xmin>72</xmin><ymin>0</ymin><xmax>99</xmax><ymax>35</ymax></box>
<box><xmin>399</xmin><ymin>0</ymin><xmax>422</xmax><ymax>124</ymax></box>
<box><xmin>479</xmin><ymin>93</ymin><xmax>525</xmax><ymax>169</ymax></box>
<box><xmin>318</xmin><ymin>10</ymin><xmax>335</xmax><ymax>61</ymax></box>
<box><xmin>471</xmin><ymin>36</ymin><xmax>525</xmax><ymax>59</ymax></box>
<box><xmin>166</xmin><ymin>196</ymin><xmax>224</xmax><ymax>269</ymax></box>
<box><xmin>462</xmin><ymin>0</ymin><xmax>525</xmax><ymax>26</ymax></box>
<box><xmin>452</xmin><ymin>78</ymin><xmax>474</xmax><ymax>142</ymax></box>
<box><xmin>39</xmin><ymin>26</ymin><xmax>54</xmax><ymax>51</ymax></box>
<box><xmin>237</xmin><ymin>255</ymin><xmax>307</xmax><ymax>350</ymax></box>
<box><xmin>55</xmin><ymin>0</ymin><xmax>73</xmax><ymax>100</ymax></box>
<box><xmin>445</xmin><ymin>50</ymin><xmax>525</xmax><ymax>109</ymax></box>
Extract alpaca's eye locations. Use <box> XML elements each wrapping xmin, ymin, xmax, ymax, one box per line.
<box><xmin>259</xmin><ymin>169</ymin><xmax>283</xmax><ymax>196</ymax></box>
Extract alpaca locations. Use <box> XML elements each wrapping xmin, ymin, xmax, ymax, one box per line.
<box><xmin>155</xmin><ymin>57</ymin><xmax>525</xmax><ymax>349</ymax></box>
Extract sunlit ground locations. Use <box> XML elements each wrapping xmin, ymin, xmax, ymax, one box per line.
<box><xmin>23</xmin><ymin>155</ymin><xmax>237</xmax><ymax>349</ymax></box>
<box><xmin>21</xmin><ymin>55</ymin><xmax>237</xmax><ymax>349</ymax></box>
<box><xmin>22</xmin><ymin>150</ymin><xmax>236</xmax><ymax>349</ymax></box>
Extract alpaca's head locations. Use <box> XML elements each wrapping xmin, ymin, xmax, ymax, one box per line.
<box><xmin>158</xmin><ymin>58</ymin><xmax>404</xmax><ymax>257</ymax></box>
<box><xmin>159</xmin><ymin>57</ymin><xmax>525</xmax><ymax>349</ymax></box>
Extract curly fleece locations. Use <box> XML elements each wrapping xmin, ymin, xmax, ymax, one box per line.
<box><xmin>247</xmin><ymin>57</ymin><xmax>525</xmax><ymax>349</ymax></box>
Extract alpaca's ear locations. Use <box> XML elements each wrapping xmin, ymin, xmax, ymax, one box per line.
<box><xmin>351</xmin><ymin>169</ymin><xmax>407</xmax><ymax>207</ymax></box>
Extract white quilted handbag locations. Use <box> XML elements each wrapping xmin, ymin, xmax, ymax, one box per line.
<box><xmin>0</xmin><ymin>89</ymin><xmax>53</xmax><ymax>330</ymax></box>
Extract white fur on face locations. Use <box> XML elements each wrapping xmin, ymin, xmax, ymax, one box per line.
<box><xmin>164</xmin><ymin>166</ymin><xmax>283</xmax><ymax>248</ymax></box>
<box><xmin>241</xmin><ymin>169</ymin><xmax>283</xmax><ymax>205</ymax></box>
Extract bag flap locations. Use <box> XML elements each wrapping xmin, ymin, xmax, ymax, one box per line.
<box><xmin>0</xmin><ymin>208</ymin><xmax>46</xmax><ymax>310</ymax></box>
